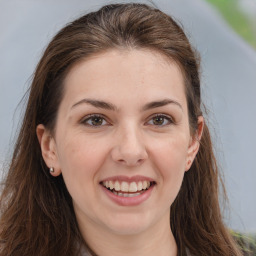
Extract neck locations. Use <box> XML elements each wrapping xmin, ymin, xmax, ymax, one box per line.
<box><xmin>77</xmin><ymin>212</ymin><xmax>178</xmax><ymax>256</ymax></box>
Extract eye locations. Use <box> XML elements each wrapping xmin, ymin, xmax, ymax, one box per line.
<box><xmin>81</xmin><ymin>114</ymin><xmax>108</xmax><ymax>127</ymax></box>
<box><xmin>147</xmin><ymin>114</ymin><xmax>173</xmax><ymax>126</ymax></box>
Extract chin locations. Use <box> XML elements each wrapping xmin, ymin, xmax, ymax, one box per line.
<box><xmin>102</xmin><ymin>211</ymin><xmax>155</xmax><ymax>236</ymax></box>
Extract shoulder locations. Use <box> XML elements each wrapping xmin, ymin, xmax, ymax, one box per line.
<box><xmin>76</xmin><ymin>242</ymin><xmax>92</xmax><ymax>256</ymax></box>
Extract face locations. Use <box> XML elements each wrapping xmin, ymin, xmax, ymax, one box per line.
<box><xmin>38</xmin><ymin>49</ymin><xmax>202</xmax><ymax>237</ymax></box>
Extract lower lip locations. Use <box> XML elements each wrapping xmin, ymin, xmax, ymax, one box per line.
<box><xmin>101</xmin><ymin>184</ymin><xmax>155</xmax><ymax>206</ymax></box>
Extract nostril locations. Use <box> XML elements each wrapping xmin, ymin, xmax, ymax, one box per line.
<box><xmin>117</xmin><ymin>158</ymin><xmax>145</xmax><ymax>166</ymax></box>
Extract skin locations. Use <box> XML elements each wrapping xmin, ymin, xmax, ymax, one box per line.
<box><xmin>37</xmin><ymin>49</ymin><xmax>203</xmax><ymax>256</ymax></box>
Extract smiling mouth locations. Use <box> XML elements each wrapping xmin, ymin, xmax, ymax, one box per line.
<box><xmin>100</xmin><ymin>180</ymin><xmax>156</xmax><ymax>197</ymax></box>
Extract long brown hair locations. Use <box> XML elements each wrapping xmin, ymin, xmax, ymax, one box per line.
<box><xmin>0</xmin><ymin>3</ymin><xmax>243</xmax><ymax>256</ymax></box>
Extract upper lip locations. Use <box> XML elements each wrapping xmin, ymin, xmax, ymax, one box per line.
<box><xmin>100</xmin><ymin>175</ymin><xmax>155</xmax><ymax>183</ymax></box>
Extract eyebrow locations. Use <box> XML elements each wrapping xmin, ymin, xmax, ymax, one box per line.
<box><xmin>71</xmin><ymin>98</ymin><xmax>182</xmax><ymax>111</ymax></box>
<box><xmin>71</xmin><ymin>99</ymin><xmax>117</xmax><ymax>111</ymax></box>
<box><xmin>141</xmin><ymin>99</ymin><xmax>183</xmax><ymax>111</ymax></box>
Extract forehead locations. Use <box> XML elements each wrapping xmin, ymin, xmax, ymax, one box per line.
<box><xmin>61</xmin><ymin>49</ymin><xmax>187</xmax><ymax>108</ymax></box>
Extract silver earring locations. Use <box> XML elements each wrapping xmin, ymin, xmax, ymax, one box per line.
<box><xmin>49</xmin><ymin>167</ymin><xmax>54</xmax><ymax>173</ymax></box>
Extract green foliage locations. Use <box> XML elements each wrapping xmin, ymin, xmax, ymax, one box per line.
<box><xmin>205</xmin><ymin>0</ymin><xmax>256</xmax><ymax>49</ymax></box>
<box><xmin>231</xmin><ymin>230</ymin><xmax>256</xmax><ymax>255</ymax></box>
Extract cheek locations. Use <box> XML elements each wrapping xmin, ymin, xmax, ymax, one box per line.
<box><xmin>56</xmin><ymin>134</ymin><xmax>108</xmax><ymax>193</ymax></box>
<box><xmin>150</xmin><ymin>135</ymin><xmax>188</xmax><ymax>199</ymax></box>
<box><xmin>152</xmin><ymin>134</ymin><xmax>188</xmax><ymax>171</ymax></box>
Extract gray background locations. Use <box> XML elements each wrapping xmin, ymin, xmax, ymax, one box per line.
<box><xmin>0</xmin><ymin>0</ymin><xmax>255</xmax><ymax>232</ymax></box>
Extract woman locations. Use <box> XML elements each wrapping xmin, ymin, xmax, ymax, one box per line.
<box><xmin>0</xmin><ymin>3</ymin><xmax>244</xmax><ymax>256</ymax></box>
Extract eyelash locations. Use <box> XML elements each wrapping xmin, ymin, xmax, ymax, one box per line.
<box><xmin>80</xmin><ymin>114</ymin><xmax>174</xmax><ymax>127</ymax></box>
<box><xmin>81</xmin><ymin>114</ymin><xmax>109</xmax><ymax>127</ymax></box>
<box><xmin>146</xmin><ymin>114</ymin><xmax>174</xmax><ymax>127</ymax></box>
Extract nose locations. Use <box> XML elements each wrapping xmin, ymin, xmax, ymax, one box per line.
<box><xmin>111</xmin><ymin>126</ymin><xmax>148</xmax><ymax>167</ymax></box>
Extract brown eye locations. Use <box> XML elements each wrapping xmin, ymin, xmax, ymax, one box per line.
<box><xmin>82</xmin><ymin>115</ymin><xmax>107</xmax><ymax>126</ymax></box>
<box><xmin>153</xmin><ymin>116</ymin><xmax>165</xmax><ymax>125</ymax></box>
<box><xmin>147</xmin><ymin>115</ymin><xmax>173</xmax><ymax>126</ymax></box>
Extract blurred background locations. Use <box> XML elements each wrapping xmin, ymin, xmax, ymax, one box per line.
<box><xmin>0</xmin><ymin>0</ymin><xmax>255</xmax><ymax>235</ymax></box>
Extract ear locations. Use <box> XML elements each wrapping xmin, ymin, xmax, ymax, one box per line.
<box><xmin>185</xmin><ymin>116</ymin><xmax>204</xmax><ymax>171</ymax></box>
<box><xmin>36</xmin><ymin>124</ymin><xmax>61</xmax><ymax>176</ymax></box>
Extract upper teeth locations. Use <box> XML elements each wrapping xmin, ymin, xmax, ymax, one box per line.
<box><xmin>102</xmin><ymin>180</ymin><xmax>151</xmax><ymax>192</ymax></box>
